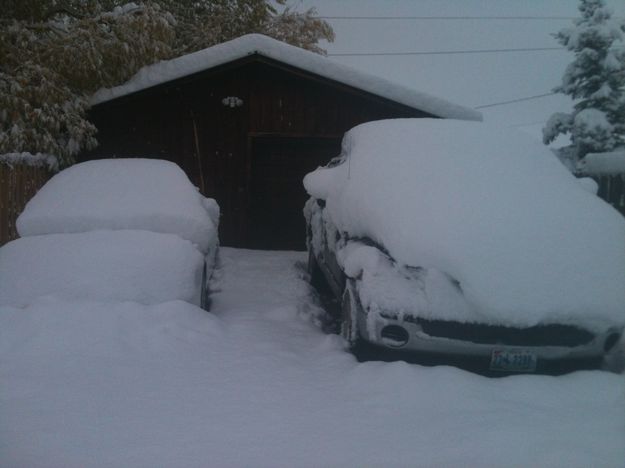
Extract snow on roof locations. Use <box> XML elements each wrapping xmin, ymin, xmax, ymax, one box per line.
<box><xmin>578</xmin><ymin>151</ymin><xmax>625</xmax><ymax>175</ymax></box>
<box><xmin>0</xmin><ymin>152</ymin><xmax>58</xmax><ymax>171</ymax></box>
<box><xmin>91</xmin><ymin>34</ymin><xmax>482</xmax><ymax>122</ymax></box>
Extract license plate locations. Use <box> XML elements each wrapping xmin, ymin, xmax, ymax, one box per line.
<box><xmin>490</xmin><ymin>349</ymin><xmax>537</xmax><ymax>372</ymax></box>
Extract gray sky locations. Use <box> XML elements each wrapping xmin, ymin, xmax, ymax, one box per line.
<box><xmin>298</xmin><ymin>0</ymin><xmax>625</xmax><ymax>143</ymax></box>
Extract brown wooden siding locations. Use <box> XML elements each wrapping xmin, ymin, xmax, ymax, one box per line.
<box><xmin>0</xmin><ymin>164</ymin><xmax>52</xmax><ymax>246</ymax></box>
<box><xmin>82</xmin><ymin>57</ymin><xmax>432</xmax><ymax>248</ymax></box>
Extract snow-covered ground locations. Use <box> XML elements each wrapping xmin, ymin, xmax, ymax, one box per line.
<box><xmin>1</xmin><ymin>248</ymin><xmax>624</xmax><ymax>467</ymax></box>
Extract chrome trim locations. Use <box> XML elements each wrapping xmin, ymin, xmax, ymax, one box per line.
<box><xmin>357</xmin><ymin>313</ymin><xmax>613</xmax><ymax>360</ymax></box>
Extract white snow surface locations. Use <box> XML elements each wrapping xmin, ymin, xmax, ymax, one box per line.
<box><xmin>577</xmin><ymin>176</ymin><xmax>599</xmax><ymax>194</ymax></box>
<box><xmin>1</xmin><ymin>248</ymin><xmax>624</xmax><ymax>467</ymax></box>
<box><xmin>91</xmin><ymin>34</ymin><xmax>482</xmax><ymax>122</ymax></box>
<box><xmin>0</xmin><ymin>230</ymin><xmax>204</xmax><ymax>307</ymax></box>
<box><xmin>338</xmin><ymin>241</ymin><xmax>473</xmax><ymax>324</ymax></box>
<box><xmin>304</xmin><ymin>119</ymin><xmax>625</xmax><ymax>330</ymax></box>
<box><xmin>17</xmin><ymin>159</ymin><xmax>218</xmax><ymax>254</ymax></box>
<box><xmin>579</xmin><ymin>150</ymin><xmax>625</xmax><ymax>175</ymax></box>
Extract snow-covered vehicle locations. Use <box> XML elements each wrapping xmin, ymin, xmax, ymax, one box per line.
<box><xmin>0</xmin><ymin>159</ymin><xmax>219</xmax><ymax>308</ymax></box>
<box><xmin>304</xmin><ymin>119</ymin><xmax>625</xmax><ymax>373</ymax></box>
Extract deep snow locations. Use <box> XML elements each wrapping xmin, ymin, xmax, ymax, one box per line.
<box><xmin>579</xmin><ymin>151</ymin><xmax>625</xmax><ymax>175</ymax></box>
<box><xmin>0</xmin><ymin>230</ymin><xmax>205</xmax><ymax>307</ymax></box>
<box><xmin>17</xmin><ymin>159</ymin><xmax>219</xmax><ymax>254</ymax></box>
<box><xmin>304</xmin><ymin>119</ymin><xmax>625</xmax><ymax>330</ymax></box>
<box><xmin>1</xmin><ymin>248</ymin><xmax>623</xmax><ymax>467</ymax></box>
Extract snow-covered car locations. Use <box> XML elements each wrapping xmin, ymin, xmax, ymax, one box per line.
<box><xmin>0</xmin><ymin>159</ymin><xmax>219</xmax><ymax>308</ymax></box>
<box><xmin>304</xmin><ymin>119</ymin><xmax>625</xmax><ymax>374</ymax></box>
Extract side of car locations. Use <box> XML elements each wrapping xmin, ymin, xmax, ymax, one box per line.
<box><xmin>0</xmin><ymin>159</ymin><xmax>219</xmax><ymax>310</ymax></box>
<box><xmin>305</xmin><ymin>196</ymin><xmax>623</xmax><ymax>374</ymax></box>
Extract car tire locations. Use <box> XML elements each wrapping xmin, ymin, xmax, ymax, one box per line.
<box><xmin>341</xmin><ymin>280</ymin><xmax>363</xmax><ymax>350</ymax></box>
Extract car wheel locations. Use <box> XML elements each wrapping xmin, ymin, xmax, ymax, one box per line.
<box><xmin>341</xmin><ymin>280</ymin><xmax>363</xmax><ymax>350</ymax></box>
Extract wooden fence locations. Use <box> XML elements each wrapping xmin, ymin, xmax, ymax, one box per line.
<box><xmin>0</xmin><ymin>164</ymin><xmax>52</xmax><ymax>246</ymax></box>
<box><xmin>583</xmin><ymin>173</ymin><xmax>625</xmax><ymax>218</ymax></box>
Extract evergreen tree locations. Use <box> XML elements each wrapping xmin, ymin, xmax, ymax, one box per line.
<box><xmin>0</xmin><ymin>1</ymin><xmax>334</xmax><ymax>168</ymax></box>
<box><xmin>543</xmin><ymin>0</ymin><xmax>625</xmax><ymax>166</ymax></box>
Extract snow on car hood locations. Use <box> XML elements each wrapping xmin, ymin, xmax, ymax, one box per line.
<box><xmin>304</xmin><ymin>119</ymin><xmax>625</xmax><ymax>330</ymax></box>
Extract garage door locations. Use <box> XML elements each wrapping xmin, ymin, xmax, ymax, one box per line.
<box><xmin>248</xmin><ymin>136</ymin><xmax>341</xmax><ymax>250</ymax></box>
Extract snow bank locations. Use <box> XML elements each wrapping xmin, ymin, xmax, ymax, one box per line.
<box><xmin>0</xmin><ymin>299</ymin><xmax>222</xmax><ymax>361</ymax></box>
<box><xmin>91</xmin><ymin>34</ymin><xmax>482</xmax><ymax>122</ymax></box>
<box><xmin>17</xmin><ymin>159</ymin><xmax>218</xmax><ymax>254</ymax></box>
<box><xmin>578</xmin><ymin>151</ymin><xmax>625</xmax><ymax>175</ymax></box>
<box><xmin>1</xmin><ymin>248</ymin><xmax>624</xmax><ymax>467</ymax></box>
<box><xmin>0</xmin><ymin>152</ymin><xmax>58</xmax><ymax>171</ymax></box>
<box><xmin>304</xmin><ymin>119</ymin><xmax>625</xmax><ymax>329</ymax></box>
<box><xmin>0</xmin><ymin>230</ymin><xmax>204</xmax><ymax>307</ymax></box>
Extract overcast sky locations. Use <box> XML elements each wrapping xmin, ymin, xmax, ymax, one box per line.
<box><xmin>297</xmin><ymin>0</ymin><xmax>625</xmax><ymax>143</ymax></box>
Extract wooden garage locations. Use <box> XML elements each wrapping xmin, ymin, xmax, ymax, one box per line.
<box><xmin>81</xmin><ymin>34</ymin><xmax>480</xmax><ymax>250</ymax></box>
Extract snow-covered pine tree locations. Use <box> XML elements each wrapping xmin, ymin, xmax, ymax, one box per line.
<box><xmin>543</xmin><ymin>0</ymin><xmax>625</xmax><ymax>168</ymax></box>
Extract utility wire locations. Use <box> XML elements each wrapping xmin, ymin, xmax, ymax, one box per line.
<box><xmin>328</xmin><ymin>47</ymin><xmax>563</xmax><ymax>57</ymax></box>
<box><xmin>475</xmin><ymin>92</ymin><xmax>557</xmax><ymax>109</ymax></box>
<box><xmin>320</xmin><ymin>15</ymin><xmax>576</xmax><ymax>20</ymax></box>
<box><xmin>509</xmin><ymin>120</ymin><xmax>548</xmax><ymax>128</ymax></box>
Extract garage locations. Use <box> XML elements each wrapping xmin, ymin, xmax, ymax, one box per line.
<box><xmin>247</xmin><ymin>136</ymin><xmax>340</xmax><ymax>250</ymax></box>
<box><xmin>81</xmin><ymin>34</ymin><xmax>480</xmax><ymax>249</ymax></box>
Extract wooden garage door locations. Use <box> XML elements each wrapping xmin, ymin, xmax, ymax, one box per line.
<box><xmin>248</xmin><ymin>136</ymin><xmax>341</xmax><ymax>250</ymax></box>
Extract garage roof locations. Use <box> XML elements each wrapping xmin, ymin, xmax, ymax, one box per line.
<box><xmin>91</xmin><ymin>34</ymin><xmax>482</xmax><ymax>121</ymax></box>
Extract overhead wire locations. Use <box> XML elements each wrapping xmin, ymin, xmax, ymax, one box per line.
<box><xmin>475</xmin><ymin>93</ymin><xmax>558</xmax><ymax>109</ymax></box>
<box><xmin>317</xmin><ymin>12</ymin><xmax>621</xmax><ymax>110</ymax></box>
<box><xmin>319</xmin><ymin>15</ymin><xmax>576</xmax><ymax>20</ymax></box>
<box><xmin>328</xmin><ymin>47</ymin><xmax>563</xmax><ymax>57</ymax></box>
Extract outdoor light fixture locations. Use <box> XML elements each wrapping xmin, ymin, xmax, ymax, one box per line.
<box><xmin>222</xmin><ymin>96</ymin><xmax>243</xmax><ymax>108</ymax></box>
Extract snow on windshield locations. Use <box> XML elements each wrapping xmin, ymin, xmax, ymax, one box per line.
<box><xmin>304</xmin><ymin>119</ymin><xmax>625</xmax><ymax>329</ymax></box>
<box><xmin>17</xmin><ymin>158</ymin><xmax>219</xmax><ymax>254</ymax></box>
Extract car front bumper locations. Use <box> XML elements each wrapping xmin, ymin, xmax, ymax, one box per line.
<box><xmin>356</xmin><ymin>312</ymin><xmax>620</xmax><ymax>372</ymax></box>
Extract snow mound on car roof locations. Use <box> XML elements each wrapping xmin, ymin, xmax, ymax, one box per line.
<box><xmin>304</xmin><ymin>119</ymin><xmax>625</xmax><ymax>328</ymax></box>
<box><xmin>17</xmin><ymin>159</ymin><xmax>218</xmax><ymax>254</ymax></box>
<box><xmin>0</xmin><ymin>230</ymin><xmax>204</xmax><ymax>307</ymax></box>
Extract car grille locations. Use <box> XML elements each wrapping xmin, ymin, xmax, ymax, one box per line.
<box><xmin>399</xmin><ymin>316</ymin><xmax>595</xmax><ymax>347</ymax></box>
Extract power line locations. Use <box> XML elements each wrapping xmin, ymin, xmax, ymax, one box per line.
<box><xmin>510</xmin><ymin>120</ymin><xmax>548</xmax><ymax>128</ymax></box>
<box><xmin>319</xmin><ymin>15</ymin><xmax>576</xmax><ymax>20</ymax></box>
<box><xmin>475</xmin><ymin>92</ymin><xmax>557</xmax><ymax>109</ymax></box>
<box><xmin>328</xmin><ymin>47</ymin><xmax>563</xmax><ymax>57</ymax></box>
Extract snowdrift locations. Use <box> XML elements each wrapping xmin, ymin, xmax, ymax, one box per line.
<box><xmin>304</xmin><ymin>119</ymin><xmax>625</xmax><ymax>329</ymax></box>
<box><xmin>0</xmin><ymin>230</ymin><xmax>205</xmax><ymax>307</ymax></box>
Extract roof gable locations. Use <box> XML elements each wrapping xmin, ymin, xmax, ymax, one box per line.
<box><xmin>91</xmin><ymin>34</ymin><xmax>481</xmax><ymax>121</ymax></box>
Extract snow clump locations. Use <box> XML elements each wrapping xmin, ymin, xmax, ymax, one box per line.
<box><xmin>0</xmin><ymin>152</ymin><xmax>59</xmax><ymax>171</ymax></box>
